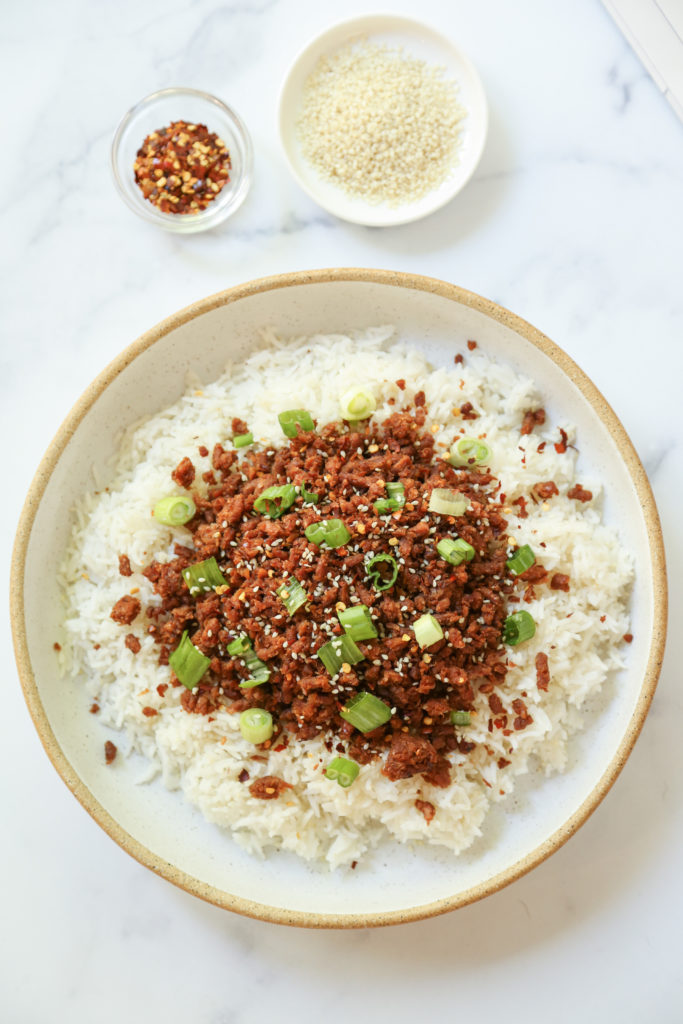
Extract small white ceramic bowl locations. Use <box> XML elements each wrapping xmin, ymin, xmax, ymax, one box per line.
<box><xmin>278</xmin><ymin>15</ymin><xmax>488</xmax><ymax>226</ymax></box>
<box><xmin>11</xmin><ymin>270</ymin><xmax>666</xmax><ymax>927</ymax></box>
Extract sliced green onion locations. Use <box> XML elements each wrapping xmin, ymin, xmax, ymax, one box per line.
<box><xmin>503</xmin><ymin>610</ymin><xmax>536</xmax><ymax>646</ymax></box>
<box><xmin>153</xmin><ymin>495</ymin><xmax>196</xmax><ymax>526</ymax></box>
<box><xmin>300</xmin><ymin>482</ymin><xmax>319</xmax><ymax>504</ymax></box>
<box><xmin>413</xmin><ymin>613</ymin><xmax>444</xmax><ymax>649</ymax></box>
<box><xmin>226</xmin><ymin>634</ymin><xmax>270</xmax><ymax>686</ymax></box>
<box><xmin>340</xmin><ymin>691</ymin><xmax>392</xmax><ymax>733</ymax></box>
<box><xmin>338</xmin><ymin>605</ymin><xmax>378</xmax><ymax>641</ymax></box>
<box><xmin>428</xmin><ymin>488</ymin><xmax>470</xmax><ymax>517</ymax></box>
<box><xmin>169</xmin><ymin>631</ymin><xmax>210</xmax><ymax>689</ymax></box>
<box><xmin>277</xmin><ymin>578</ymin><xmax>308</xmax><ymax>615</ymax></box>
<box><xmin>240</xmin><ymin>646</ymin><xmax>270</xmax><ymax>688</ymax></box>
<box><xmin>506</xmin><ymin>544</ymin><xmax>536</xmax><ymax>575</ymax></box>
<box><xmin>233</xmin><ymin>432</ymin><xmax>253</xmax><ymax>449</ymax></box>
<box><xmin>182</xmin><ymin>557</ymin><xmax>227</xmax><ymax>595</ymax></box>
<box><xmin>278</xmin><ymin>409</ymin><xmax>315</xmax><ymax>438</ymax></box>
<box><xmin>450</xmin><ymin>436</ymin><xmax>491</xmax><ymax>466</ymax></box>
<box><xmin>239</xmin><ymin>708</ymin><xmax>273</xmax><ymax>744</ymax></box>
<box><xmin>227</xmin><ymin>635</ymin><xmax>251</xmax><ymax>656</ymax></box>
<box><xmin>436</xmin><ymin>537</ymin><xmax>476</xmax><ymax>566</ymax></box>
<box><xmin>253</xmin><ymin>484</ymin><xmax>296</xmax><ymax>519</ymax></box>
<box><xmin>450</xmin><ymin>710</ymin><xmax>472</xmax><ymax>726</ymax></box>
<box><xmin>304</xmin><ymin>519</ymin><xmax>351</xmax><ymax>548</ymax></box>
<box><xmin>373</xmin><ymin>498</ymin><xmax>400</xmax><ymax>515</ymax></box>
<box><xmin>317</xmin><ymin>635</ymin><xmax>364</xmax><ymax>675</ymax></box>
<box><xmin>373</xmin><ymin>481</ymin><xmax>406</xmax><ymax>516</ymax></box>
<box><xmin>325</xmin><ymin>756</ymin><xmax>360</xmax><ymax>788</ymax></box>
<box><xmin>339</xmin><ymin>386</ymin><xmax>376</xmax><ymax>421</ymax></box>
<box><xmin>366</xmin><ymin>552</ymin><xmax>399</xmax><ymax>592</ymax></box>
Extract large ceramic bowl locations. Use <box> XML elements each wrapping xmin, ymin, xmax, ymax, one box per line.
<box><xmin>11</xmin><ymin>269</ymin><xmax>666</xmax><ymax>928</ymax></box>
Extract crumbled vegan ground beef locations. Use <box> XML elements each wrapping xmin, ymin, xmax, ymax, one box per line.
<box><xmin>249</xmin><ymin>775</ymin><xmax>291</xmax><ymax>799</ymax></box>
<box><xmin>110</xmin><ymin>595</ymin><xmax>140</xmax><ymax>625</ymax></box>
<box><xmin>109</xmin><ymin>405</ymin><xmax>567</xmax><ymax>786</ymax></box>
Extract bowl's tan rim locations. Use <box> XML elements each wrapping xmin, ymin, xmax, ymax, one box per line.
<box><xmin>11</xmin><ymin>268</ymin><xmax>667</xmax><ymax>929</ymax></box>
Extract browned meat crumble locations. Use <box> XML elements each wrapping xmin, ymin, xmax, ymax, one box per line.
<box><xmin>110</xmin><ymin>595</ymin><xmax>140</xmax><ymax>625</ymax></box>
<box><xmin>108</xmin><ymin>405</ymin><xmax>572</xmax><ymax>788</ymax></box>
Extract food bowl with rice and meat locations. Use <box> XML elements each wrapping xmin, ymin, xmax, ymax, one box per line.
<box><xmin>11</xmin><ymin>270</ymin><xmax>666</xmax><ymax>927</ymax></box>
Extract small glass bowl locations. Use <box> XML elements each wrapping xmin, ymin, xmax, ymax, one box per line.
<box><xmin>111</xmin><ymin>87</ymin><xmax>253</xmax><ymax>233</ymax></box>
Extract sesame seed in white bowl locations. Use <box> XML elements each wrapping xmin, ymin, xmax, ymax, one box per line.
<box><xmin>278</xmin><ymin>15</ymin><xmax>488</xmax><ymax>227</ymax></box>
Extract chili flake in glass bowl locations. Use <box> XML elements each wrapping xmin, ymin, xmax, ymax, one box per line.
<box><xmin>112</xmin><ymin>88</ymin><xmax>253</xmax><ymax>233</ymax></box>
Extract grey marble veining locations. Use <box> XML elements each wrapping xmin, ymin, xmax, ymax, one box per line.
<box><xmin>1</xmin><ymin>0</ymin><xmax>682</xmax><ymax>1021</ymax></box>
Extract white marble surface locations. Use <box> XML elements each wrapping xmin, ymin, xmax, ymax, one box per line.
<box><xmin>2</xmin><ymin>0</ymin><xmax>682</xmax><ymax>1020</ymax></box>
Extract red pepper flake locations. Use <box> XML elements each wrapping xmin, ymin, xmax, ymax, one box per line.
<box><xmin>133</xmin><ymin>120</ymin><xmax>231</xmax><ymax>215</ymax></box>
<box><xmin>238</xmin><ymin>768</ymin><xmax>250</xmax><ymax>783</ymax></box>
<box><xmin>89</xmin><ymin>702</ymin><xmax>100</xmax><ymax>714</ymax></box>
<box><xmin>395</xmin><ymin>378</ymin><xmax>406</xmax><ymax>390</ymax></box>
<box><xmin>460</xmin><ymin>401</ymin><xmax>478</xmax><ymax>420</ymax></box>
<box><xmin>156</xmin><ymin>683</ymin><xmax>168</xmax><ymax>697</ymax></box>
<box><xmin>512</xmin><ymin>495</ymin><xmax>528</xmax><ymax>518</ymax></box>
<box><xmin>600</xmin><ymin>615</ymin><xmax>606</xmax><ymax>623</ymax></box>
<box><xmin>104</xmin><ymin>740</ymin><xmax>117</xmax><ymax>764</ymax></box>
<box><xmin>351</xmin><ymin>860</ymin><xmax>358</xmax><ymax>869</ymax></box>
<box><xmin>497</xmin><ymin>757</ymin><xmax>511</xmax><ymax>769</ymax></box>
<box><xmin>454</xmin><ymin>353</ymin><xmax>464</xmax><ymax>365</ymax></box>
<box><xmin>142</xmin><ymin>706</ymin><xmax>158</xmax><ymax>717</ymax></box>
<box><xmin>198</xmin><ymin>445</ymin><xmax>209</xmax><ymax>457</ymax></box>
<box><xmin>623</xmin><ymin>633</ymin><xmax>633</xmax><ymax>643</ymax></box>
<box><xmin>53</xmin><ymin>642</ymin><xmax>61</xmax><ymax>651</ymax></box>
<box><xmin>467</xmin><ymin>340</ymin><xmax>477</xmax><ymax>351</ymax></box>
<box><xmin>554</xmin><ymin>428</ymin><xmax>569</xmax><ymax>453</ymax></box>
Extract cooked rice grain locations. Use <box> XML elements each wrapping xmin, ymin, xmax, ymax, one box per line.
<box><xmin>60</xmin><ymin>328</ymin><xmax>632</xmax><ymax>868</ymax></box>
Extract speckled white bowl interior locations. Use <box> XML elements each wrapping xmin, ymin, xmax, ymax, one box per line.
<box><xmin>12</xmin><ymin>270</ymin><xmax>666</xmax><ymax>927</ymax></box>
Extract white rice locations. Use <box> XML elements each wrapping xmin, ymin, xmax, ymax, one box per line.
<box><xmin>60</xmin><ymin>327</ymin><xmax>633</xmax><ymax>868</ymax></box>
